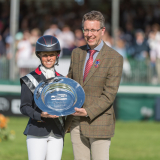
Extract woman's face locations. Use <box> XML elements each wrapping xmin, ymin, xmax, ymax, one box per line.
<box><xmin>39</xmin><ymin>51</ymin><xmax>59</xmax><ymax>68</ymax></box>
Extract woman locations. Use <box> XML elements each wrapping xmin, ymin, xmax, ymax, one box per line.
<box><xmin>20</xmin><ymin>35</ymin><xmax>65</xmax><ymax>160</ymax></box>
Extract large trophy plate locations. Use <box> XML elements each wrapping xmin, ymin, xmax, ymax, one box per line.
<box><xmin>34</xmin><ymin>77</ymin><xmax>85</xmax><ymax>116</ymax></box>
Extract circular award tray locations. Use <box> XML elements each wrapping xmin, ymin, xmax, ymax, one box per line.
<box><xmin>34</xmin><ymin>77</ymin><xmax>85</xmax><ymax>116</ymax></box>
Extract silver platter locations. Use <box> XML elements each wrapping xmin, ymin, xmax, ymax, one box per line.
<box><xmin>34</xmin><ymin>77</ymin><xmax>85</xmax><ymax>116</ymax></box>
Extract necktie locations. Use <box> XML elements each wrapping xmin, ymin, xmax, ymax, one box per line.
<box><xmin>83</xmin><ymin>50</ymin><xmax>96</xmax><ymax>82</ymax></box>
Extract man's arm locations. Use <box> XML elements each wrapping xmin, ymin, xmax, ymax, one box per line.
<box><xmin>67</xmin><ymin>50</ymin><xmax>74</xmax><ymax>79</ymax></box>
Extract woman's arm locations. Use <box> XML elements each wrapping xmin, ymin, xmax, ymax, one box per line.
<box><xmin>20</xmin><ymin>82</ymin><xmax>59</xmax><ymax>120</ymax></box>
<box><xmin>20</xmin><ymin>82</ymin><xmax>42</xmax><ymax>121</ymax></box>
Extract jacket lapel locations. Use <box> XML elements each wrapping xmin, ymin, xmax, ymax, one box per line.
<box><xmin>83</xmin><ymin>44</ymin><xmax>107</xmax><ymax>86</ymax></box>
<box><xmin>34</xmin><ymin>66</ymin><xmax>46</xmax><ymax>82</ymax></box>
<box><xmin>79</xmin><ymin>47</ymin><xmax>87</xmax><ymax>86</ymax></box>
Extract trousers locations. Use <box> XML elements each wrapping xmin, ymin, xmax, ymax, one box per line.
<box><xmin>26</xmin><ymin>132</ymin><xmax>63</xmax><ymax>160</ymax></box>
<box><xmin>70</xmin><ymin>117</ymin><xmax>111</xmax><ymax>160</ymax></box>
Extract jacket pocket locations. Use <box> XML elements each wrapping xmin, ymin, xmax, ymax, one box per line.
<box><xmin>104</xmin><ymin>106</ymin><xmax>114</xmax><ymax>115</ymax></box>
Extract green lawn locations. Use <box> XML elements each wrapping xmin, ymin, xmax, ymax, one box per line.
<box><xmin>0</xmin><ymin>117</ymin><xmax>160</xmax><ymax>160</ymax></box>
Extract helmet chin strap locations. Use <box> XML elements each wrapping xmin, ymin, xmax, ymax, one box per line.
<box><xmin>55</xmin><ymin>56</ymin><xmax>59</xmax><ymax>66</ymax></box>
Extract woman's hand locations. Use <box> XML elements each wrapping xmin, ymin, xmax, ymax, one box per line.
<box><xmin>41</xmin><ymin>112</ymin><xmax>59</xmax><ymax>118</ymax></box>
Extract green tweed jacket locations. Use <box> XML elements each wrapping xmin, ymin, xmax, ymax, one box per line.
<box><xmin>65</xmin><ymin>42</ymin><xmax>123</xmax><ymax>138</ymax></box>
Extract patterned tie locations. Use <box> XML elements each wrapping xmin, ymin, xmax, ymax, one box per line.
<box><xmin>83</xmin><ymin>50</ymin><xmax>96</xmax><ymax>82</ymax></box>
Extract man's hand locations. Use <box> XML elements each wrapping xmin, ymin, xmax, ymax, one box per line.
<box><xmin>72</xmin><ymin>107</ymin><xmax>88</xmax><ymax>116</ymax></box>
<box><xmin>41</xmin><ymin>112</ymin><xmax>59</xmax><ymax>118</ymax></box>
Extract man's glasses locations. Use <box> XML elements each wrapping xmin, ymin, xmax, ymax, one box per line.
<box><xmin>82</xmin><ymin>27</ymin><xmax>103</xmax><ymax>34</ymax></box>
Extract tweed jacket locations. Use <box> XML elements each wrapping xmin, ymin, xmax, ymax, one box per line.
<box><xmin>65</xmin><ymin>42</ymin><xmax>123</xmax><ymax>138</ymax></box>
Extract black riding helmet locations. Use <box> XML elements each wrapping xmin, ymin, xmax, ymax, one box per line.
<box><xmin>36</xmin><ymin>35</ymin><xmax>61</xmax><ymax>65</ymax></box>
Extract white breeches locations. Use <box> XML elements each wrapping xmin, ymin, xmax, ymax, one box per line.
<box><xmin>26</xmin><ymin>132</ymin><xmax>63</xmax><ymax>160</ymax></box>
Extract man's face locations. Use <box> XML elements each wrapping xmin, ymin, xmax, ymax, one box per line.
<box><xmin>39</xmin><ymin>51</ymin><xmax>59</xmax><ymax>68</ymax></box>
<box><xmin>83</xmin><ymin>20</ymin><xmax>105</xmax><ymax>49</ymax></box>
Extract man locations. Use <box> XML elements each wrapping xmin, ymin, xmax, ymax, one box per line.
<box><xmin>65</xmin><ymin>11</ymin><xmax>123</xmax><ymax>160</ymax></box>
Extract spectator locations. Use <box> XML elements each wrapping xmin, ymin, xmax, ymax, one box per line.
<box><xmin>113</xmin><ymin>37</ymin><xmax>132</xmax><ymax>80</ymax></box>
<box><xmin>102</xmin><ymin>30</ymin><xmax>113</xmax><ymax>47</ymax></box>
<box><xmin>0</xmin><ymin>34</ymin><xmax>7</xmax><ymax>79</ymax></box>
<box><xmin>43</xmin><ymin>23</ymin><xmax>61</xmax><ymax>37</ymax></box>
<box><xmin>148</xmin><ymin>23</ymin><xmax>160</xmax><ymax>83</ymax></box>
<box><xmin>5</xmin><ymin>35</ymin><xmax>12</xmax><ymax>60</ymax></box>
<box><xmin>16</xmin><ymin>30</ymin><xmax>32</xmax><ymax>77</ymax></box>
<box><xmin>0</xmin><ymin>35</ymin><xmax>6</xmax><ymax>57</ymax></box>
<box><xmin>29</xmin><ymin>28</ymin><xmax>41</xmax><ymax>57</ymax></box>
<box><xmin>113</xmin><ymin>38</ymin><xmax>127</xmax><ymax>58</ymax></box>
<box><xmin>131</xmin><ymin>29</ymin><xmax>150</xmax><ymax>60</ymax></box>
<box><xmin>57</xmin><ymin>25</ymin><xmax>75</xmax><ymax>56</ymax></box>
<box><xmin>74</xmin><ymin>28</ymin><xmax>86</xmax><ymax>47</ymax></box>
<box><xmin>123</xmin><ymin>21</ymin><xmax>135</xmax><ymax>47</ymax></box>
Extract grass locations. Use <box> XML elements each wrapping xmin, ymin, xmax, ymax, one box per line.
<box><xmin>110</xmin><ymin>121</ymin><xmax>160</xmax><ymax>160</ymax></box>
<box><xmin>0</xmin><ymin>117</ymin><xmax>160</xmax><ymax>160</ymax></box>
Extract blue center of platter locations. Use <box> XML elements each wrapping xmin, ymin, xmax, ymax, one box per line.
<box><xmin>44</xmin><ymin>90</ymin><xmax>75</xmax><ymax>111</ymax></box>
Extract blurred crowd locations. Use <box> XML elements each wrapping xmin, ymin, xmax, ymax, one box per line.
<box><xmin>0</xmin><ymin>0</ymin><xmax>160</xmax><ymax>84</ymax></box>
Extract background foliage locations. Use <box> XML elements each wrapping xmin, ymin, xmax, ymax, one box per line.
<box><xmin>0</xmin><ymin>114</ymin><xmax>15</xmax><ymax>142</ymax></box>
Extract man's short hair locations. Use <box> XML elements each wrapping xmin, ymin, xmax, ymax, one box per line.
<box><xmin>82</xmin><ymin>10</ymin><xmax>105</xmax><ymax>28</ymax></box>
